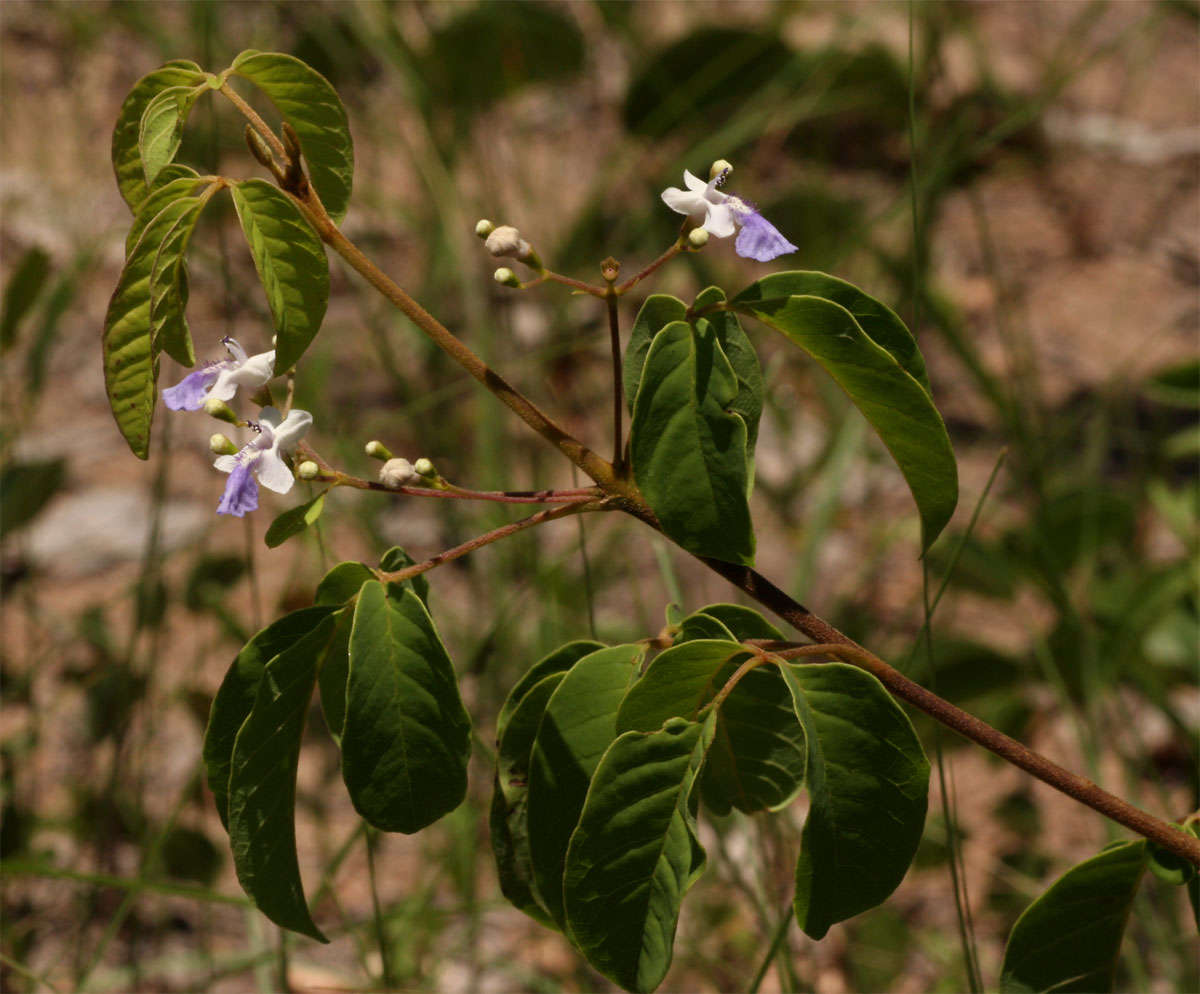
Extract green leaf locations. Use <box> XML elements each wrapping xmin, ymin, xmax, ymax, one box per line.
<box><xmin>562</xmin><ymin>714</ymin><xmax>715</xmax><ymax>993</ymax></box>
<box><xmin>103</xmin><ymin>187</ymin><xmax>217</xmax><ymax>458</ymax></box>
<box><xmin>112</xmin><ymin>61</ymin><xmax>206</xmax><ymax>213</ymax></box>
<box><xmin>229</xmin><ymin>179</ymin><xmax>329</xmax><ymax>373</ymax></box>
<box><xmin>315</xmin><ymin>608</ymin><xmax>354</xmax><ymax>742</ymax></box>
<box><xmin>1</xmin><ymin>247</ymin><xmax>51</xmax><ymax>352</ymax></box>
<box><xmin>527</xmin><ymin>644</ymin><xmax>644</xmax><ymax>928</ymax></box>
<box><xmin>497</xmin><ymin>639</ymin><xmax>605</xmax><ymax>742</ymax></box>
<box><xmin>227</xmin><ymin>612</ymin><xmax>343</xmax><ymax>941</ymax></box>
<box><xmin>624</xmin><ymin>294</ymin><xmax>686</xmax><ymax>413</ymax></box>
<box><xmin>378</xmin><ymin>546</ymin><xmax>431</xmax><ymax>607</ymax></box>
<box><xmin>777</xmin><ymin>662</ymin><xmax>930</xmax><ymax>939</ymax></box>
<box><xmin>491</xmin><ymin>672</ymin><xmax>567</xmax><ymax>929</ymax></box>
<box><xmin>342</xmin><ymin>581</ymin><xmax>471</xmax><ymax>833</ymax></box>
<box><xmin>229</xmin><ymin>50</ymin><xmax>354</xmax><ymax>223</ymax></box>
<box><xmin>617</xmin><ymin>640</ymin><xmax>806</xmax><ymax>816</ymax></box>
<box><xmin>732</xmin><ymin>271</ymin><xmax>931</xmax><ymax>394</ymax></box>
<box><xmin>630</xmin><ymin>320</ymin><xmax>755</xmax><ymax>566</ymax></box>
<box><xmin>1000</xmin><ymin>841</ymin><xmax>1148</xmax><ymax>993</ymax></box>
<box><xmin>696</xmin><ymin>603</ymin><xmax>784</xmax><ymax>641</ymax></box>
<box><xmin>314</xmin><ymin>561</ymin><xmax>375</xmax><ymax>606</ymax></box>
<box><xmin>149</xmin><ymin>187</ymin><xmax>213</xmax><ymax>366</ymax></box>
<box><xmin>693</xmin><ymin>286</ymin><xmax>764</xmax><ymax>456</ymax></box>
<box><xmin>0</xmin><ymin>458</ymin><xmax>65</xmax><ymax>534</ymax></box>
<box><xmin>676</xmin><ymin>611</ymin><xmax>736</xmax><ymax>644</ymax></box>
<box><xmin>203</xmin><ymin>605</ymin><xmax>336</xmax><ymax>828</ymax></box>
<box><xmin>731</xmin><ymin>292</ymin><xmax>957</xmax><ymax>549</ymax></box>
<box><xmin>125</xmin><ymin>168</ymin><xmax>203</xmax><ymax>257</ymax></box>
<box><xmin>264</xmin><ymin>492</ymin><xmax>326</xmax><ymax>548</ymax></box>
<box><xmin>138</xmin><ymin>84</ymin><xmax>203</xmax><ymax>187</ymax></box>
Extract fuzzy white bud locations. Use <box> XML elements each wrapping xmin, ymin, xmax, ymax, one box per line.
<box><xmin>297</xmin><ymin>460</ymin><xmax>320</xmax><ymax>480</ymax></box>
<box><xmin>485</xmin><ymin>225</ymin><xmax>532</xmax><ymax>260</ymax></box>
<box><xmin>379</xmin><ymin>458</ymin><xmax>419</xmax><ymax>489</ymax></box>
<box><xmin>475</xmin><ymin>219</ymin><xmax>495</xmax><ymax>238</ymax></box>
<box><xmin>687</xmin><ymin>228</ymin><xmax>710</xmax><ymax>249</ymax></box>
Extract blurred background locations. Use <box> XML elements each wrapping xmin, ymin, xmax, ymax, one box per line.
<box><xmin>1</xmin><ymin>1</ymin><xmax>1197</xmax><ymax>991</ymax></box>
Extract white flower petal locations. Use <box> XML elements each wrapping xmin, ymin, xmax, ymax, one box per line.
<box><xmin>255</xmin><ymin>451</ymin><xmax>295</xmax><ymax>494</ymax></box>
<box><xmin>273</xmin><ymin>409</ymin><xmax>313</xmax><ymax>452</ymax></box>
<box><xmin>213</xmin><ymin>454</ymin><xmax>240</xmax><ymax>474</ymax></box>
<box><xmin>661</xmin><ymin>186</ymin><xmax>707</xmax><ymax>220</ymax></box>
<box><xmin>683</xmin><ymin>169</ymin><xmax>708</xmax><ymax>193</ymax></box>
<box><xmin>704</xmin><ymin>203</ymin><xmax>738</xmax><ymax>238</ymax></box>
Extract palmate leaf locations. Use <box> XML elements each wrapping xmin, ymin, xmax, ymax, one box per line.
<box><xmin>563</xmin><ymin>714</ymin><xmax>715</xmax><ymax>993</ymax></box>
<box><xmin>229</xmin><ymin>179</ymin><xmax>329</xmax><ymax>373</ymax></box>
<box><xmin>226</xmin><ymin>611</ymin><xmax>346</xmax><ymax>942</ymax></box>
<box><xmin>341</xmin><ymin>581</ymin><xmax>471</xmax><ymax>833</ymax></box>
<box><xmin>630</xmin><ymin>320</ymin><xmax>754</xmax><ymax>566</ymax></box>
<box><xmin>112</xmin><ymin>60</ymin><xmax>206</xmax><ymax>213</ymax></box>
<box><xmin>103</xmin><ymin>182</ymin><xmax>219</xmax><ymax>458</ymax></box>
<box><xmin>229</xmin><ymin>50</ymin><xmax>354</xmax><ymax>223</ymax></box>
<box><xmin>731</xmin><ymin>278</ymin><xmax>957</xmax><ymax>550</ymax></box>
<box><xmin>526</xmin><ymin>644</ymin><xmax>644</xmax><ymax>928</ymax></box>
<box><xmin>138</xmin><ymin>83</ymin><xmax>204</xmax><ymax>187</ymax></box>
<box><xmin>617</xmin><ymin>639</ymin><xmax>806</xmax><ymax>816</ymax></box>
<box><xmin>999</xmin><ymin>841</ymin><xmax>1148</xmax><ymax>993</ymax></box>
<box><xmin>776</xmin><ymin>662</ymin><xmax>930</xmax><ymax>939</ymax></box>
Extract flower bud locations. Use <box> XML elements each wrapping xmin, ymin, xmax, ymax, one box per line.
<box><xmin>485</xmin><ymin>225</ymin><xmax>532</xmax><ymax>260</ymax></box>
<box><xmin>413</xmin><ymin>457</ymin><xmax>436</xmax><ymax>478</ymax></box>
<box><xmin>379</xmin><ymin>458</ymin><xmax>419</xmax><ymax>489</ymax></box>
<box><xmin>365</xmin><ymin>439</ymin><xmax>393</xmax><ymax>462</ymax></box>
<box><xmin>209</xmin><ymin>433</ymin><xmax>238</xmax><ymax>456</ymax></box>
<box><xmin>709</xmin><ymin>159</ymin><xmax>733</xmax><ymax>181</ymax></box>
<box><xmin>203</xmin><ymin>397</ymin><xmax>241</xmax><ymax>425</ymax></box>
<box><xmin>297</xmin><ymin>460</ymin><xmax>320</xmax><ymax>480</ymax></box>
<box><xmin>493</xmin><ymin>267</ymin><xmax>520</xmax><ymax>288</ymax></box>
<box><xmin>687</xmin><ymin>228</ymin><xmax>710</xmax><ymax>249</ymax></box>
<box><xmin>475</xmin><ymin>219</ymin><xmax>496</xmax><ymax>238</ymax></box>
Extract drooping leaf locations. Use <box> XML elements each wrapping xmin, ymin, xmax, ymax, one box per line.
<box><xmin>264</xmin><ymin>491</ymin><xmax>327</xmax><ymax>548</ymax></box>
<box><xmin>227</xmin><ymin>612</ymin><xmax>343</xmax><ymax>941</ymax></box>
<box><xmin>527</xmin><ymin>644</ymin><xmax>644</xmax><ymax>927</ymax></box>
<box><xmin>733</xmin><ymin>271</ymin><xmax>931</xmax><ymax>393</ymax></box>
<box><xmin>999</xmin><ymin>841</ymin><xmax>1148</xmax><ymax>993</ymax></box>
<box><xmin>731</xmin><ymin>292</ymin><xmax>957</xmax><ymax>549</ymax></box>
<box><xmin>491</xmin><ymin>672</ymin><xmax>567</xmax><ymax>928</ymax></box>
<box><xmin>138</xmin><ymin>84</ymin><xmax>203</xmax><ymax>187</ymax></box>
<box><xmin>315</xmin><ymin>608</ymin><xmax>354</xmax><ymax>742</ymax></box>
<box><xmin>0</xmin><ymin>458</ymin><xmax>66</xmax><ymax>534</ymax></box>
<box><xmin>1</xmin><ymin>247</ymin><xmax>51</xmax><ymax>352</ymax></box>
<box><xmin>203</xmin><ymin>605</ymin><xmax>336</xmax><ymax>828</ymax></box>
<box><xmin>229</xmin><ymin>178</ymin><xmax>329</xmax><ymax>373</ymax></box>
<box><xmin>112</xmin><ymin>60</ymin><xmax>206</xmax><ymax>213</ymax></box>
<box><xmin>563</xmin><ymin>714</ymin><xmax>715</xmax><ymax>993</ymax></box>
<box><xmin>692</xmin><ymin>286</ymin><xmax>764</xmax><ymax>456</ymax></box>
<box><xmin>630</xmin><ymin>320</ymin><xmax>754</xmax><ymax>565</ymax></box>
<box><xmin>496</xmin><ymin>639</ymin><xmax>605</xmax><ymax>741</ymax></box>
<box><xmin>617</xmin><ymin>640</ymin><xmax>806</xmax><ymax>815</ymax></box>
<box><xmin>697</xmin><ymin>602</ymin><xmax>784</xmax><ymax>641</ymax></box>
<box><xmin>125</xmin><ymin>168</ymin><xmax>203</xmax><ymax>256</ymax></box>
<box><xmin>341</xmin><ymin>581</ymin><xmax>471</xmax><ymax>833</ymax></box>
<box><xmin>624</xmin><ymin>294</ymin><xmax>686</xmax><ymax>413</ymax></box>
<box><xmin>777</xmin><ymin>662</ymin><xmax>930</xmax><ymax>939</ymax></box>
<box><xmin>103</xmin><ymin>187</ymin><xmax>219</xmax><ymax>458</ymax></box>
<box><xmin>378</xmin><ymin>546</ymin><xmax>431</xmax><ymax>608</ymax></box>
<box><xmin>314</xmin><ymin>561</ymin><xmax>375</xmax><ymax>606</ymax></box>
<box><xmin>149</xmin><ymin>185</ymin><xmax>215</xmax><ymax>366</ymax></box>
<box><xmin>676</xmin><ymin>611</ymin><xmax>736</xmax><ymax>644</ymax></box>
<box><xmin>229</xmin><ymin>50</ymin><xmax>354</xmax><ymax>222</ymax></box>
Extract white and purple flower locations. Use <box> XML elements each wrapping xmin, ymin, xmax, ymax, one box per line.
<box><xmin>213</xmin><ymin>407</ymin><xmax>312</xmax><ymax>517</ymax></box>
<box><xmin>661</xmin><ymin>165</ymin><xmax>798</xmax><ymax>263</ymax></box>
<box><xmin>162</xmin><ymin>337</ymin><xmax>275</xmax><ymax>411</ymax></box>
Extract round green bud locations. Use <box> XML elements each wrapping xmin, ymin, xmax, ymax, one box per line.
<box><xmin>209</xmin><ymin>433</ymin><xmax>238</xmax><ymax>456</ymax></box>
<box><xmin>297</xmin><ymin>460</ymin><xmax>320</xmax><ymax>480</ymax></box>
<box><xmin>475</xmin><ymin>219</ymin><xmax>496</xmax><ymax>238</ymax></box>
<box><xmin>202</xmin><ymin>397</ymin><xmax>241</xmax><ymax>425</ymax></box>
<box><xmin>413</xmin><ymin>457</ymin><xmax>436</xmax><ymax>478</ymax></box>
<box><xmin>687</xmin><ymin>228</ymin><xmax>710</xmax><ymax>249</ymax></box>
<box><xmin>493</xmin><ymin>267</ymin><xmax>520</xmax><ymax>288</ymax></box>
<box><xmin>365</xmin><ymin>439</ymin><xmax>393</xmax><ymax>461</ymax></box>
